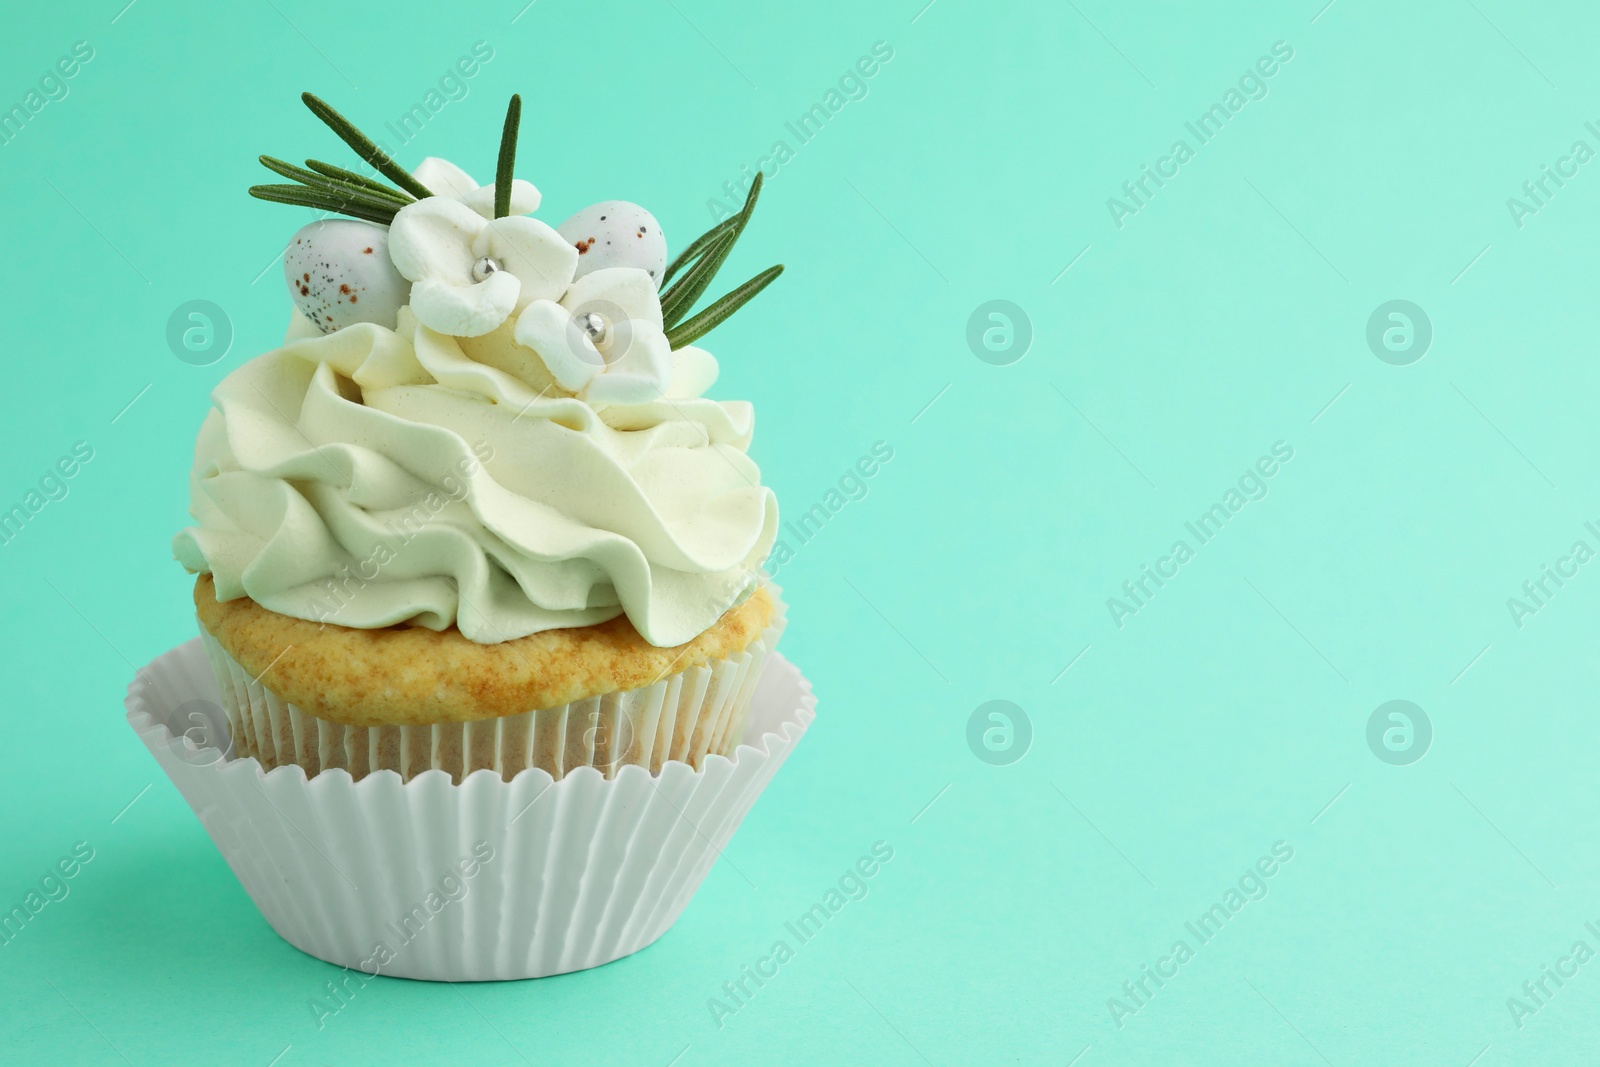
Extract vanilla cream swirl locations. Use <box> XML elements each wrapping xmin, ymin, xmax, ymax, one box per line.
<box><xmin>173</xmin><ymin>313</ymin><xmax>777</xmax><ymax>646</ymax></box>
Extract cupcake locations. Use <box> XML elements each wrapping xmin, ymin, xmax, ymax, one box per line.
<box><xmin>173</xmin><ymin>93</ymin><xmax>788</xmax><ymax>783</ymax></box>
<box><xmin>129</xmin><ymin>92</ymin><xmax>809</xmax><ymax>981</ymax></box>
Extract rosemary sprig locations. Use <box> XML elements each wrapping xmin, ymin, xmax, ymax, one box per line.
<box><xmin>303</xmin><ymin>159</ymin><xmax>415</xmax><ymax>204</ymax></box>
<box><xmin>659</xmin><ymin>232</ymin><xmax>731</xmax><ymax>326</ymax></box>
<box><xmin>256</xmin><ymin>154</ymin><xmax>325</xmax><ymax>185</ymax></box>
<box><xmin>495</xmin><ymin>94</ymin><xmax>521</xmax><ymax>219</ymax></box>
<box><xmin>660</xmin><ymin>172</ymin><xmax>764</xmax><ymax>328</ymax></box>
<box><xmin>257</xmin><ymin>155</ymin><xmax>408</xmax><ymax>209</ymax></box>
<box><xmin>247</xmin><ymin>184</ymin><xmax>398</xmax><ymax>226</ymax></box>
<box><xmin>660</xmin><ymin>214</ymin><xmax>738</xmax><ymax>288</ymax></box>
<box><xmin>250</xmin><ymin>161</ymin><xmax>410</xmax><ymax>225</ymax></box>
<box><xmin>665</xmin><ymin>265</ymin><xmax>784</xmax><ymax>348</ymax></box>
<box><xmin>301</xmin><ymin>93</ymin><xmax>434</xmax><ymax>200</ymax></box>
<box><xmin>250</xmin><ymin>96</ymin><xmax>430</xmax><ymax>223</ymax></box>
<box><xmin>244</xmin><ymin>185</ymin><xmax>401</xmax><ymax>223</ymax></box>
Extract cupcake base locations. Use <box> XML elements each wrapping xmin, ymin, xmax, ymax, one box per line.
<box><xmin>126</xmin><ymin>638</ymin><xmax>814</xmax><ymax>981</ymax></box>
<box><xmin>199</xmin><ymin>594</ymin><xmax>785</xmax><ymax>783</ymax></box>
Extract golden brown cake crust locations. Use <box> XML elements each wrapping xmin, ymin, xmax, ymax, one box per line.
<box><xmin>193</xmin><ymin>574</ymin><xmax>777</xmax><ymax>727</ymax></box>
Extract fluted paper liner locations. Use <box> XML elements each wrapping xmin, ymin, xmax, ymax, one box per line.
<box><xmin>125</xmin><ymin>639</ymin><xmax>814</xmax><ymax>981</ymax></box>
<box><xmin>198</xmin><ymin>594</ymin><xmax>786</xmax><ymax>783</ymax></box>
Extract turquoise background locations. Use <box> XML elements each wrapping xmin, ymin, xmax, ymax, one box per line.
<box><xmin>3</xmin><ymin>0</ymin><xmax>1600</xmax><ymax>1062</ymax></box>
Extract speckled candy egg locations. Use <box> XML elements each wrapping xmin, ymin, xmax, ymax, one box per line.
<box><xmin>284</xmin><ymin>219</ymin><xmax>410</xmax><ymax>334</ymax></box>
<box><xmin>557</xmin><ymin>201</ymin><xmax>667</xmax><ymax>287</ymax></box>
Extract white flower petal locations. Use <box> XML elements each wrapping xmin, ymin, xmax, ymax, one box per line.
<box><xmin>609</xmin><ymin>322</ymin><xmax>672</xmax><ymax>379</ymax></box>
<box><xmin>477</xmin><ymin>217</ymin><xmax>579</xmax><ymax>308</ymax></box>
<box><xmin>461</xmin><ymin>179</ymin><xmax>542</xmax><ymax>219</ymax></box>
<box><xmin>666</xmin><ymin>345</ymin><xmax>719</xmax><ymax>398</ymax></box>
<box><xmin>505</xmin><ymin>179</ymin><xmax>541</xmax><ymax>215</ymax></box>
<box><xmin>513</xmin><ymin>300</ymin><xmax>603</xmax><ymax>392</ymax></box>
<box><xmin>409</xmin><ymin>273</ymin><xmax>520</xmax><ymax>337</ymax></box>
<box><xmin>585</xmin><ymin>324</ymin><xmax>671</xmax><ymax>407</ymax></box>
<box><xmin>388</xmin><ymin>198</ymin><xmax>485</xmax><ymax>283</ymax></box>
<box><xmin>560</xmin><ymin>267</ymin><xmax>663</xmax><ymax>330</ymax></box>
<box><xmin>412</xmin><ymin>157</ymin><xmax>479</xmax><ymax>199</ymax></box>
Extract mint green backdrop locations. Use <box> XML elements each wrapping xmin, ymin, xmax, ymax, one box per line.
<box><xmin>2</xmin><ymin>0</ymin><xmax>1597</xmax><ymax>1063</ymax></box>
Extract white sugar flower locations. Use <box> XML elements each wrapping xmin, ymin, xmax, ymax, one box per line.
<box><xmin>513</xmin><ymin>267</ymin><xmax>672</xmax><ymax>406</ymax></box>
<box><xmin>388</xmin><ymin>197</ymin><xmax>579</xmax><ymax>338</ymax></box>
<box><xmin>413</xmin><ymin>157</ymin><xmax>540</xmax><ymax>219</ymax></box>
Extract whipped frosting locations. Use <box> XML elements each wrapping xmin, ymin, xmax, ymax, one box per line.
<box><xmin>179</xmin><ymin>155</ymin><xmax>778</xmax><ymax>646</ymax></box>
<box><xmin>174</xmin><ymin>307</ymin><xmax>777</xmax><ymax>646</ymax></box>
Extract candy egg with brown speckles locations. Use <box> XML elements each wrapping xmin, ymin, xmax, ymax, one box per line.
<box><xmin>557</xmin><ymin>201</ymin><xmax>667</xmax><ymax>288</ymax></box>
<box><xmin>284</xmin><ymin>219</ymin><xmax>410</xmax><ymax>334</ymax></box>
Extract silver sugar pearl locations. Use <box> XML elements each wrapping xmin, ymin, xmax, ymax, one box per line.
<box><xmin>471</xmin><ymin>256</ymin><xmax>501</xmax><ymax>282</ymax></box>
<box><xmin>577</xmin><ymin>311</ymin><xmax>609</xmax><ymax>346</ymax></box>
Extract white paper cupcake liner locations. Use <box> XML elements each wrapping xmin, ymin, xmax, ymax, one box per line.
<box><xmin>125</xmin><ymin>638</ymin><xmax>814</xmax><ymax>981</ymax></box>
<box><xmin>198</xmin><ymin>593</ymin><xmax>786</xmax><ymax>784</ymax></box>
